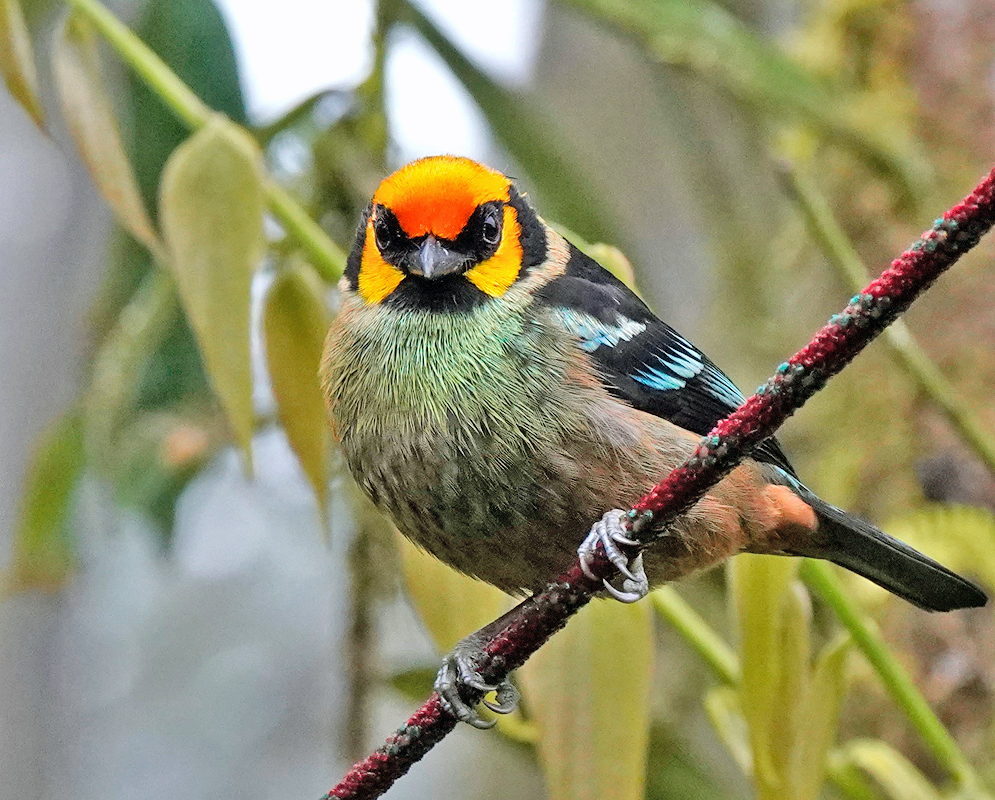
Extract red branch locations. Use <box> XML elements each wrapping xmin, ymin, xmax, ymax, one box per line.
<box><xmin>323</xmin><ymin>166</ymin><xmax>995</xmax><ymax>800</ymax></box>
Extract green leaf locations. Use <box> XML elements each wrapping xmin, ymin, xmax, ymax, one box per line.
<box><xmin>517</xmin><ymin>599</ymin><xmax>654</xmax><ymax>800</ymax></box>
<box><xmin>85</xmin><ymin>268</ymin><xmax>180</xmax><ymax>469</ymax></box>
<box><xmin>645</xmin><ymin>724</ymin><xmax>728</xmax><ymax>800</ymax></box>
<box><xmin>53</xmin><ymin>11</ymin><xmax>161</xmax><ymax>257</ymax></box>
<box><xmin>771</xmin><ymin>581</ymin><xmax>812</xmax><ymax>786</ymax></box>
<box><xmin>6</xmin><ymin>411</ymin><xmax>83</xmax><ymax>593</ymax></box>
<box><xmin>159</xmin><ymin>116</ymin><xmax>265</xmax><ymax>464</ymax></box>
<box><xmin>0</xmin><ymin>0</ymin><xmax>44</xmax><ymax>128</ymax></box>
<box><xmin>388</xmin><ymin>667</ymin><xmax>437</xmax><ymax>703</ymax></box>
<box><xmin>264</xmin><ymin>265</ymin><xmax>331</xmax><ymax>515</ymax></box>
<box><xmin>837</xmin><ymin>739</ymin><xmax>943</xmax><ymax>800</ymax></box>
<box><xmin>794</xmin><ymin>635</ymin><xmax>850</xmax><ymax>800</ymax></box>
<box><xmin>650</xmin><ymin>585</ymin><xmax>740</xmax><ymax>686</ymax></box>
<box><xmin>110</xmin><ymin>410</ymin><xmax>215</xmax><ymax>533</ymax></box>
<box><xmin>129</xmin><ymin>0</ymin><xmax>247</xmax><ymax>209</ymax></box>
<box><xmin>730</xmin><ymin>553</ymin><xmax>799</xmax><ymax>793</ymax></box>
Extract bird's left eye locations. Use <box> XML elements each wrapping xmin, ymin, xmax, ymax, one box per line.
<box><xmin>481</xmin><ymin>208</ymin><xmax>501</xmax><ymax>246</ymax></box>
<box><xmin>374</xmin><ymin>214</ymin><xmax>393</xmax><ymax>251</ymax></box>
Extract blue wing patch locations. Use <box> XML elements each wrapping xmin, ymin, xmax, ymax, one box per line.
<box><xmin>632</xmin><ymin>365</ymin><xmax>686</xmax><ymax>392</ymax></box>
<box><xmin>551</xmin><ymin>307</ymin><xmax>647</xmax><ymax>354</ymax></box>
<box><xmin>699</xmin><ymin>362</ymin><xmax>746</xmax><ymax>409</ymax></box>
<box><xmin>535</xmin><ymin>242</ymin><xmax>797</xmax><ymax>477</ymax></box>
<box><xmin>550</xmin><ymin>300</ymin><xmax>742</xmax><ymax>414</ymax></box>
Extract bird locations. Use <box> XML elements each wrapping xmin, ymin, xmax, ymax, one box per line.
<box><xmin>320</xmin><ymin>154</ymin><xmax>986</xmax><ymax>726</ymax></box>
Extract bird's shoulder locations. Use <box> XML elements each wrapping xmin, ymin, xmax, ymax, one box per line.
<box><xmin>533</xmin><ymin>243</ymin><xmax>795</xmax><ymax>476</ymax></box>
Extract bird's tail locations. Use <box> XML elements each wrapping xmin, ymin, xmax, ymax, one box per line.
<box><xmin>789</xmin><ymin>491</ymin><xmax>986</xmax><ymax>612</ymax></box>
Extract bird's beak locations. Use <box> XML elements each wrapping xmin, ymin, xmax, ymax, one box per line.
<box><xmin>409</xmin><ymin>235</ymin><xmax>465</xmax><ymax>279</ymax></box>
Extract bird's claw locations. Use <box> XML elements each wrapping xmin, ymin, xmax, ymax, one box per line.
<box><xmin>578</xmin><ymin>509</ymin><xmax>650</xmax><ymax>603</ymax></box>
<box><xmin>435</xmin><ymin>643</ymin><xmax>520</xmax><ymax>729</ymax></box>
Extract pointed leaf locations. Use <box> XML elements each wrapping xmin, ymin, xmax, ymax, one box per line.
<box><xmin>53</xmin><ymin>11</ymin><xmax>161</xmax><ymax>256</ymax></box>
<box><xmin>730</xmin><ymin>553</ymin><xmax>798</xmax><ymax>790</ymax></box>
<box><xmin>264</xmin><ymin>265</ymin><xmax>331</xmax><ymax>514</ymax></box>
<box><xmin>838</xmin><ymin>739</ymin><xmax>943</xmax><ymax>800</ymax></box>
<box><xmin>771</xmin><ymin>582</ymin><xmax>812</xmax><ymax>788</ymax></box>
<box><xmin>5</xmin><ymin>411</ymin><xmax>83</xmax><ymax>593</ymax></box>
<box><xmin>795</xmin><ymin>635</ymin><xmax>850</xmax><ymax>800</ymax></box>
<box><xmin>159</xmin><ymin>116</ymin><xmax>264</xmax><ymax>462</ymax></box>
<box><xmin>0</xmin><ymin>0</ymin><xmax>44</xmax><ymax>128</ymax></box>
<box><xmin>517</xmin><ymin>599</ymin><xmax>654</xmax><ymax>800</ymax></box>
<box><xmin>704</xmin><ymin>685</ymin><xmax>753</xmax><ymax>776</ymax></box>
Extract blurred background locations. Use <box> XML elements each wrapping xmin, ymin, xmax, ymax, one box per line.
<box><xmin>3</xmin><ymin>0</ymin><xmax>995</xmax><ymax>798</ymax></box>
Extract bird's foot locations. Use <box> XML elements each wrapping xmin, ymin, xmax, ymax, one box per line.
<box><xmin>578</xmin><ymin>509</ymin><xmax>649</xmax><ymax>603</ymax></box>
<box><xmin>435</xmin><ymin>635</ymin><xmax>520</xmax><ymax>729</ymax></box>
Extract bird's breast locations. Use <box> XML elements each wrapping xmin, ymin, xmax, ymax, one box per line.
<box><xmin>323</xmin><ymin>297</ymin><xmax>609</xmax><ymax>584</ymax></box>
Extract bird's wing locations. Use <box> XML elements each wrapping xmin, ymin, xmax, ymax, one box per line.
<box><xmin>536</xmin><ymin>243</ymin><xmax>796</xmax><ymax>476</ymax></box>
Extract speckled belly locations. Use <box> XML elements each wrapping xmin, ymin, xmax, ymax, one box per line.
<box><xmin>344</xmin><ymin>416</ymin><xmax>598</xmax><ymax>593</ymax></box>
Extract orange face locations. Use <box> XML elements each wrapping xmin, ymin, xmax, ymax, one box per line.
<box><xmin>373</xmin><ymin>156</ymin><xmax>511</xmax><ymax>239</ymax></box>
<box><xmin>355</xmin><ymin>156</ymin><xmax>527</xmax><ymax>305</ymax></box>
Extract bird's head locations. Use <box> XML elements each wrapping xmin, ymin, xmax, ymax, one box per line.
<box><xmin>345</xmin><ymin>156</ymin><xmax>547</xmax><ymax>311</ymax></box>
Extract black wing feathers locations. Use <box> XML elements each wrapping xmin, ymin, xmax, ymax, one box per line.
<box><xmin>537</xmin><ymin>244</ymin><xmax>795</xmax><ymax>476</ymax></box>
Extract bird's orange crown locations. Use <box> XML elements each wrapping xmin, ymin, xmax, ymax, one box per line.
<box><xmin>356</xmin><ymin>156</ymin><xmax>526</xmax><ymax>305</ymax></box>
<box><xmin>372</xmin><ymin>155</ymin><xmax>511</xmax><ymax>239</ymax></box>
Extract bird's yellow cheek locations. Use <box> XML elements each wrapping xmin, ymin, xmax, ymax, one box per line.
<box><xmin>357</xmin><ymin>227</ymin><xmax>404</xmax><ymax>304</ymax></box>
<box><xmin>464</xmin><ymin>206</ymin><xmax>523</xmax><ymax>298</ymax></box>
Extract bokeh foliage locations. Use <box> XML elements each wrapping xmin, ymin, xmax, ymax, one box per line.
<box><xmin>4</xmin><ymin>0</ymin><xmax>995</xmax><ymax>798</ymax></box>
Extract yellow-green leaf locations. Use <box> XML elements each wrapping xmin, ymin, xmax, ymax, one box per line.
<box><xmin>729</xmin><ymin>553</ymin><xmax>798</xmax><ymax>791</ymax></box>
<box><xmin>771</xmin><ymin>582</ymin><xmax>812</xmax><ymax>785</ymax></box>
<box><xmin>53</xmin><ymin>11</ymin><xmax>161</xmax><ymax>256</ymax></box>
<box><xmin>264</xmin><ymin>265</ymin><xmax>330</xmax><ymax>515</ymax></box>
<box><xmin>5</xmin><ymin>411</ymin><xmax>83</xmax><ymax>594</ymax></box>
<box><xmin>837</xmin><ymin>739</ymin><xmax>943</xmax><ymax>800</ymax></box>
<box><xmin>396</xmin><ymin>532</ymin><xmax>512</xmax><ymax>653</ymax></box>
<box><xmin>795</xmin><ymin>635</ymin><xmax>850</xmax><ymax>800</ymax></box>
<box><xmin>0</xmin><ymin>0</ymin><xmax>44</xmax><ymax>128</ymax></box>
<box><xmin>159</xmin><ymin>116</ymin><xmax>264</xmax><ymax>463</ymax></box>
<box><xmin>517</xmin><ymin>599</ymin><xmax>654</xmax><ymax>800</ymax></box>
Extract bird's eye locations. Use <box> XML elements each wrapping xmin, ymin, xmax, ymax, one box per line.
<box><xmin>481</xmin><ymin>208</ymin><xmax>502</xmax><ymax>246</ymax></box>
<box><xmin>374</xmin><ymin>215</ymin><xmax>393</xmax><ymax>251</ymax></box>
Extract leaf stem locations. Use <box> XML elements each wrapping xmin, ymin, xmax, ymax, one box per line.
<box><xmin>65</xmin><ymin>0</ymin><xmax>210</xmax><ymax>128</ymax></box>
<box><xmin>781</xmin><ymin>164</ymin><xmax>995</xmax><ymax>478</ymax></box>
<box><xmin>800</xmin><ymin>560</ymin><xmax>981</xmax><ymax>789</ymax></box>
<box><xmin>64</xmin><ymin>0</ymin><xmax>347</xmax><ymax>282</ymax></box>
<box><xmin>264</xmin><ymin>180</ymin><xmax>348</xmax><ymax>282</ymax></box>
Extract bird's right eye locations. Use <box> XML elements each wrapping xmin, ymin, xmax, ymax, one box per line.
<box><xmin>374</xmin><ymin>215</ymin><xmax>393</xmax><ymax>251</ymax></box>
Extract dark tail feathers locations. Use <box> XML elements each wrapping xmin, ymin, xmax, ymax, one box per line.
<box><xmin>790</xmin><ymin>493</ymin><xmax>986</xmax><ymax>612</ymax></box>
